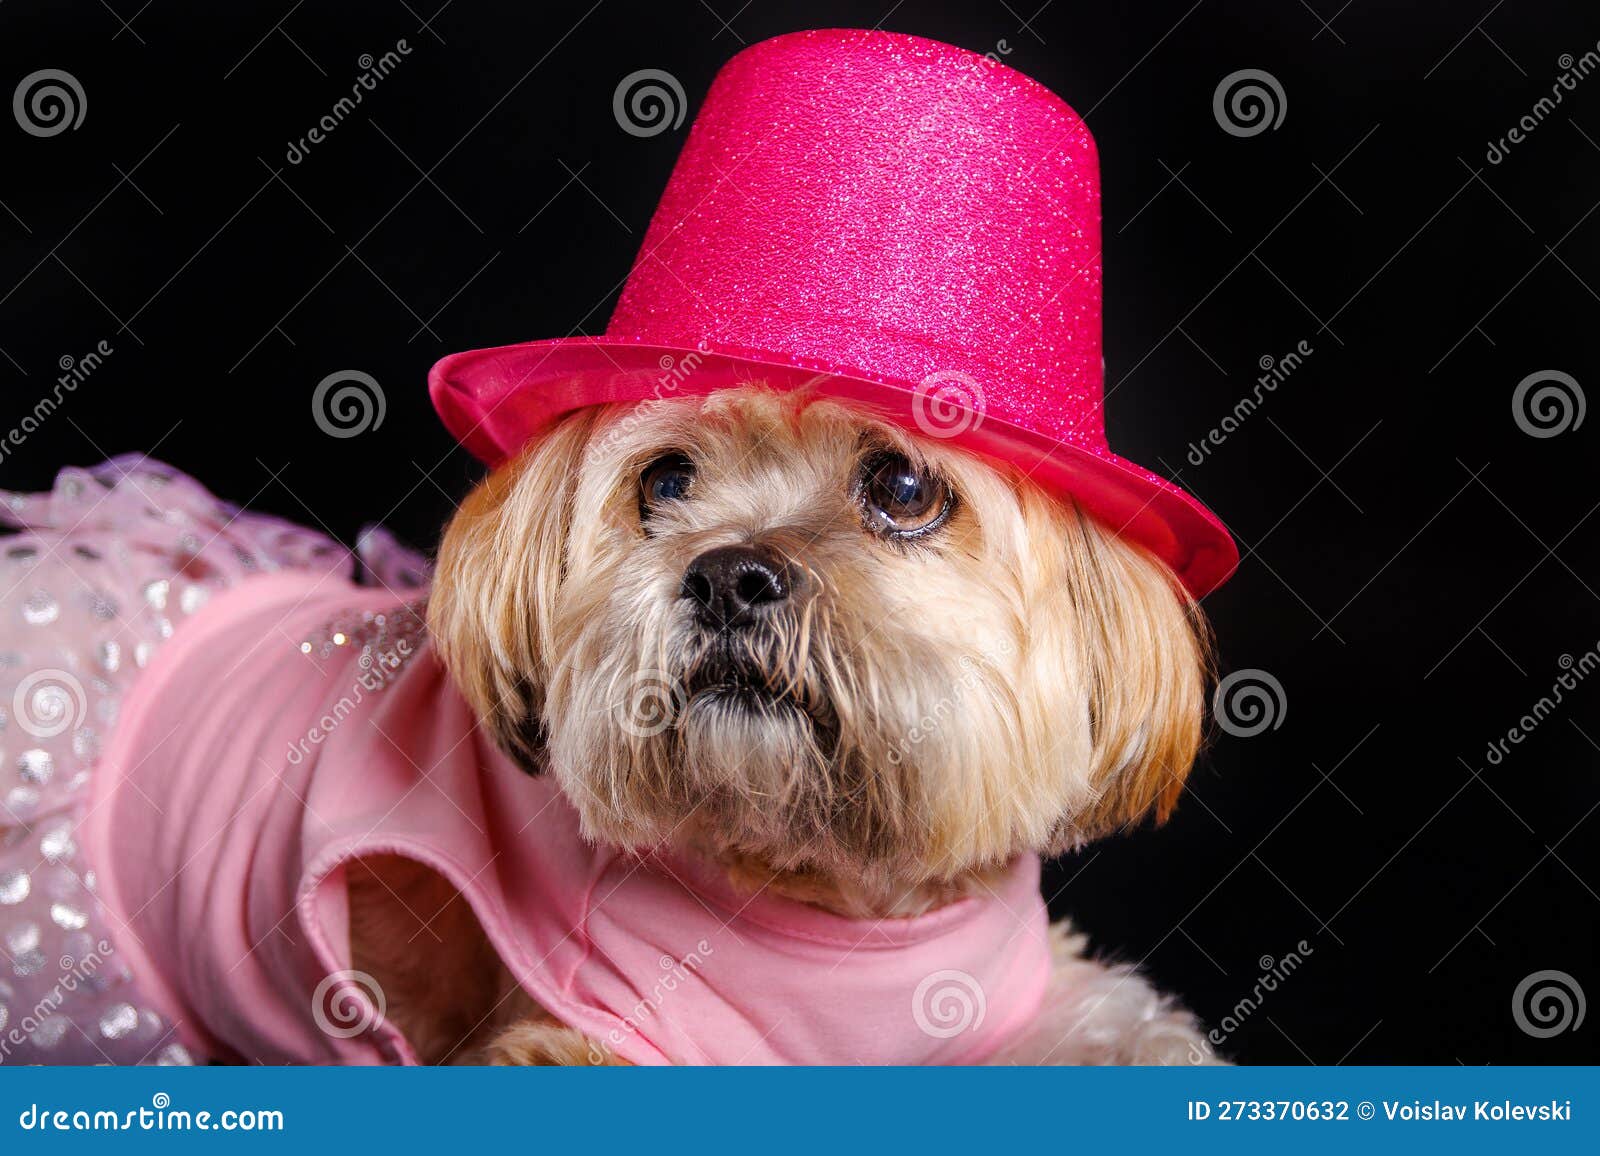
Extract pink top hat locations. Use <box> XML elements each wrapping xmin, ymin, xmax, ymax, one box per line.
<box><xmin>430</xmin><ymin>28</ymin><xmax>1237</xmax><ymax>596</ymax></box>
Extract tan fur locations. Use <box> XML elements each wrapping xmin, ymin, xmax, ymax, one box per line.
<box><xmin>347</xmin><ymin>855</ymin><xmax>624</xmax><ymax>1065</ymax></box>
<box><xmin>345</xmin><ymin>855</ymin><xmax>517</xmax><ymax>1064</ymax></box>
<box><xmin>353</xmin><ymin>386</ymin><xmax>1215</xmax><ymax>1064</ymax></box>
<box><xmin>428</xmin><ymin>410</ymin><xmax>602</xmax><ymax>765</ymax></box>
<box><xmin>989</xmin><ymin>922</ymin><xmax>1226</xmax><ymax>1065</ymax></box>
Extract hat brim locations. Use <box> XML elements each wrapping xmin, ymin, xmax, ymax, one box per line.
<box><xmin>429</xmin><ymin>337</ymin><xmax>1238</xmax><ymax>598</ymax></box>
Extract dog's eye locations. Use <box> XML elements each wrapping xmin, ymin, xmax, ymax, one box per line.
<box><xmin>640</xmin><ymin>453</ymin><xmax>695</xmax><ymax>515</ymax></box>
<box><xmin>858</xmin><ymin>452</ymin><xmax>952</xmax><ymax>538</ymax></box>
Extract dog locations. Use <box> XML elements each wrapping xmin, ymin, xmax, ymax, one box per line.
<box><xmin>0</xmin><ymin>29</ymin><xmax>1236</xmax><ymax>1067</ymax></box>
<box><xmin>343</xmin><ymin>386</ymin><xmax>1219</xmax><ymax>1065</ymax></box>
<box><xmin>0</xmin><ymin>386</ymin><xmax>1218</xmax><ymax>1066</ymax></box>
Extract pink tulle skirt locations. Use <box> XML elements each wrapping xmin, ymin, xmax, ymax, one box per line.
<box><xmin>0</xmin><ymin>457</ymin><xmax>426</xmax><ymax>1064</ymax></box>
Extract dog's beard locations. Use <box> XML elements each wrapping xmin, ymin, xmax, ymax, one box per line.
<box><xmin>678</xmin><ymin>624</ymin><xmax>833</xmax><ymax>725</ymax></box>
<box><xmin>549</xmin><ymin>596</ymin><xmax>930</xmax><ymax>876</ymax></box>
<box><xmin>671</xmin><ymin>618</ymin><xmax>845</xmax><ymax>835</ymax></box>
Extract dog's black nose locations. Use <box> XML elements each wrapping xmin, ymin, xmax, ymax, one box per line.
<box><xmin>681</xmin><ymin>545</ymin><xmax>791</xmax><ymax>628</ymax></box>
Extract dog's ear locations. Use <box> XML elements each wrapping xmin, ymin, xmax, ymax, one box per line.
<box><xmin>1053</xmin><ymin>505</ymin><xmax>1214</xmax><ymax>844</ymax></box>
<box><xmin>428</xmin><ymin>411</ymin><xmax>599</xmax><ymax>769</ymax></box>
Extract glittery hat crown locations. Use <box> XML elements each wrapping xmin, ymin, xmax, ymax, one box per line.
<box><xmin>430</xmin><ymin>28</ymin><xmax>1236</xmax><ymax>595</ymax></box>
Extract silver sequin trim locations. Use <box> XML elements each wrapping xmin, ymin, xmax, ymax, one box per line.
<box><xmin>4</xmin><ymin>786</ymin><xmax>39</xmax><ymax>821</ymax></box>
<box><xmin>142</xmin><ymin>579</ymin><xmax>169</xmax><ymax>610</ymax></box>
<box><xmin>38</xmin><ymin>821</ymin><xmax>75</xmax><ymax>863</ymax></box>
<box><xmin>17</xmin><ymin>748</ymin><xmax>53</xmax><ymax>785</ymax></box>
<box><xmin>12</xmin><ymin>950</ymin><xmax>46</xmax><ymax>977</ymax></box>
<box><xmin>22</xmin><ymin>591</ymin><xmax>59</xmax><ymax>626</ymax></box>
<box><xmin>0</xmin><ymin>869</ymin><xmax>29</xmax><ymax>905</ymax></box>
<box><xmin>50</xmin><ymin>902</ymin><xmax>87</xmax><ymax>930</ymax></box>
<box><xmin>298</xmin><ymin>600</ymin><xmax>428</xmax><ymax>679</ymax></box>
<box><xmin>100</xmin><ymin>1002</ymin><xmax>138</xmax><ymax>1040</ymax></box>
<box><xmin>5</xmin><ymin>920</ymin><xmax>39</xmax><ymax>953</ymax></box>
<box><xmin>30</xmin><ymin>1015</ymin><xmax>67</xmax><ymax>1048</ymax></box>
<box><xmin>71</xmin><ymin>727</ymin><xmax>100</xmax><ymax>761</ymax></box>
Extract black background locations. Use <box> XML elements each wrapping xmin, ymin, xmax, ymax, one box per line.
<box><xmin>2</xmin><ymin>1</ymin><xmax>1597</xmax><ymax>1064</ymax></box>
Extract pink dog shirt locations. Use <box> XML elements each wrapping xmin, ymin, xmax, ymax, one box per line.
<box><xmin>84</xmin><ymin>571</ymin><xmax>1052</xmax><ymax>1065</ymax></box>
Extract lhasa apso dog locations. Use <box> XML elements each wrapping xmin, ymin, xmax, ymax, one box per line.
<box><xmin>344</xmin><ymin>386</ymin><xmax>1217</xmax><ymax>1065</ymax></box>
<box><xmin>1</xmin><ymin>29</ymin><xmax>1232</xmax><ymax>1068</ymax></box>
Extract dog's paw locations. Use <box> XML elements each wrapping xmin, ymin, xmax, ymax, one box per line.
<box><xmin>483</xmin><ymin>1020</ymin><xmax>630</xmax><ymax>1066</ymax></box>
